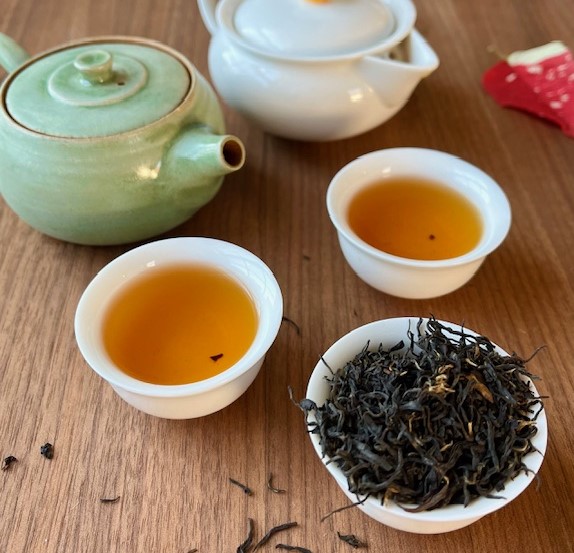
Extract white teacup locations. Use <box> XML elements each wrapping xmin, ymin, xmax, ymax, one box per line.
<box><xmin>74</xmin><ymin>237</ymin><xmax>283</xmax><ymax>419</ymax></box>
<box><xmin>326</xmin><ymin>148</ymin><xmax>511</xmax><ymax>299</ymax></box>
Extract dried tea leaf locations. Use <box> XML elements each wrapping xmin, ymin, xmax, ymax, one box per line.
<box><xmin>253</xmin><ymin>522</ymin><xmax>298</xmax><ymax>551</ymax></box>
<box><xmin>298</xmin><ymin>318</ymin><xmax>544</xmax><ymax>511</ymax></box>
<box><xmin>1</xmin><ymin>455</ymin><xmax>18</xmax><ymax>471</ymax></box>
<box><xmin>40</xmin><ymin>443</ymin><xmax>54</xmax><ymax>460</ymax></box>
<box><xmin>337</xmin><ymin>532</ymin><xmax>367</xmax><ymax>549</ymax></box>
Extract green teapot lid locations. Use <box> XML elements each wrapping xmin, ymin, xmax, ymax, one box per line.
<box><xmin>5</xmin><ymin>39</ymin><xmax>190</xmax><ymax>137</ymax></box>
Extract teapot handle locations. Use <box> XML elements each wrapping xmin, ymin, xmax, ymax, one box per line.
<box><xmin>0</xmin><ymin>33</ymin><xmax>30</xmax><ymax>74</ymax></box>
<box><xmin>197</xmin><ymin>0</ymin><xmax>219</xmax><ymax>36</ymax></box>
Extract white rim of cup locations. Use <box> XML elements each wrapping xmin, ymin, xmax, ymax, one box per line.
<box><xmin>306</xmin><ymin>317</ymin><xmax>548</xmax><ymax>523</ymax></box>
<box><xmin>74</xmin><ymin>237</ymin><xmax>283</xmax><ymax>398</ymax></box>
<box><xmin>326</xmin><ymin>148</ymin><xmax>512</xmax><ymax>269</ymax></box>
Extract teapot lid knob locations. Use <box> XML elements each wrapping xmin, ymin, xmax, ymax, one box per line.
<box><xmin>47</xmin><ymin>48</ymin><xmax>149</xmax><ymax>108</ymax></box>
<box><xmin>74</xmin><ymin>49</ymin><xmax>114</xmax><ymax>84</ymax></box>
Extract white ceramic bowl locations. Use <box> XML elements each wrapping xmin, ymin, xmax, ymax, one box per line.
<box><xmin>306</xmin><ymin>317</ymin><xmax>548</xmax><ymax>534</ymax></box>
<box><xmin>326</xmin><ymin>148</ymin><xmax>512</xmax><ymax>299</ymax></box>
<box><xmin>75</xmin><ymin>237</ymin><xmax>283</xmax><ymax>419</ymax></box>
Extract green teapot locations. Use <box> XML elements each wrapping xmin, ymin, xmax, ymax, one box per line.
<box><xmin>0</xmin><ymin>34</ymin><xmax>245</xmax><ymax>245</ymax></box>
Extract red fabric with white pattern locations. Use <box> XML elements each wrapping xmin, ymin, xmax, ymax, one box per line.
<box><xmin>483</xmin><ymin>42</ymin><xmax>574</xmax><ymax>138</ymax></box>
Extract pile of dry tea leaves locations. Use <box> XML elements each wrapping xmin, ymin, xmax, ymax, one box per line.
<box><xmin>298</xmin><ymin>318</ymin><xmax>545</xmax><ymax>511</ymax></box>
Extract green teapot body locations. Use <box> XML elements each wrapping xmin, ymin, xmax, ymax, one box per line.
<box><xmin>0</xmin><ymin>35</ymin><xmax>245</xmax><ymax>245</ymax></box>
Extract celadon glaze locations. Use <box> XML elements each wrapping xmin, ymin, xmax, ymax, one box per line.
<box><xmin>0</xmin><ymin>35</ymin><xmax>245</xmax><ymax>245</ymax></box>
<box><xmin>6</xmin><ymin>43</ymin><xmax>190</xmax><ymax>136</ymax></box>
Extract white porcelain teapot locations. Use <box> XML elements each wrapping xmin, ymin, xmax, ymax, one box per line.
<box><xmin>198</xmin><ymin>0</ymin><xmax>439</xmax><ymax>141</ymax></box>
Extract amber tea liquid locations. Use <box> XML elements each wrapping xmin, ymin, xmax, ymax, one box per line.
<box><xmin>102</xmin><ymin>264</ymin><xmax>258</xmax><ymax>385</ymax></box>
<box><xmin>347</xmin><ymin>177</ymin><xmax>483</xmax><ymax>260</ymax></box>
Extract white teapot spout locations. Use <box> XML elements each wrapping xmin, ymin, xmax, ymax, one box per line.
<box><xmin>358</xmin><ymin>29</ymin><xmax>439</xmax><ymax>109</ymax></box>
<box><xmin>197</xmin><ymin>0</ymin><xmax>219</xmax><ymax>35</ymax></box>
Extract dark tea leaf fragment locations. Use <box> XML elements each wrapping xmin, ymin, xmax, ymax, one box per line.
<box><xmin>1</xmin><ymin>455</ymin><xmax>18</xmax><ymax>471</ymax></box>
<box><xmin>40</xmin><ymin>443</ymin><xmax>54</xmax><ymax>459</ymax></box>
<box><xmin>210</xmin><ymin>353</ymin><xmax>224</xmax><ymax>362</ymax></box>
<box><xmin>276</xmin><ymin>545</ymin><xmax>313</xmax><ymax>553</ymax></box>
<box><xmin>288</xmin><ymin>385</ymin><xmax>316</xmax><ymax>412</ymax></box>
<box><xmin>337</xmin><ymin>532</ymin><xmax>367</xmax><ymax>549</ymax></box>
<box><xmin>100</xmin><ymin>496</ymin><xmax>121</xmax><ymax>503</ymax></box>
<box><xmin>320</xmin><ymin>498</ymin><xmax>368</xmax><ymax>522</ymax></box>
<box><xmin>267</xmin><ymin>473</ymin><xmax>286</xmax><ymax>494</ymax></box>
<box><xmin>282</xmin><ymin>316</ymin><xmax>301</xmax><ymax>336</ymax></box>
<box><xmin>230</xmin><ymin>478</ymin><xmax>253</xmax><ymax>496</ymax></box>
<box><xmin>237</xmin><ymin>518</ymin><xmax>254</xmax><ymax>553</ymax></box>
<box><xmin>187</xmin><ymin>549</ymin><xmax>198</xmax><ymax>553</ymax></box>
<box><xmin>297</xmin><ymin>318</ymin><xmax>544</xmax><ymax>512</ymax></box>
<box><xmin>253</xmin><ymin>522</ymin><xmax>298</xmax><ymax>551</ymax></box>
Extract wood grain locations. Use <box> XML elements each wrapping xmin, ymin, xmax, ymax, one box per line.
<box><xmin>1</xmin><ymin>0</ymin><xmax>573</xmax><ymax>551</ymax></box>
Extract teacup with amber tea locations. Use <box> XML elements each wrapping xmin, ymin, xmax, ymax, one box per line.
<box><xmin>75</xmin><ymin>237</ymin><xmax>283</xmax><ymax>418</ymax></box>
<box><xmin>326</xmin><ymin>148</ymin><xmax>511</xmax><ymax>299</ymax></box>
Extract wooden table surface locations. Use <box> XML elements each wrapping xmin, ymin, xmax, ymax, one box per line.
<box><xmin>1</xmin><ymin>0</ymin><xmax>573</xmax><ymax>551</ymax></box>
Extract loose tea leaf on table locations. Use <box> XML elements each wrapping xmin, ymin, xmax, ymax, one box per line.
<box><xmin>253</xmin><ymin>522</ymin><xmax>298</xmax><ymax>551</ymax></box>
<box><xmin>237</xmin><ymin>518</ymin><xmax>254</xmax><ymax>553</ymax></box>
<box><xmin>276</xmin><ymin>544</ymin><xmax>312</xmax><ymax>553</ymax></box>
<box><xmin>267</xmin><ymin>473</ymin><xmax>286</xmax><ymax>494</ymax></box>
<box><xmin>229</xmin><ymin>478</ymin><xmax>253</xmax><ymax>496</ymax></box>
<box><xmin>282</xmin><ymin>316</ymin><xmax>302</xmax><ymax>336</ymax></box>
<box><xmin>297</xmin><ymin>318</ymin><xmax>544</xmax><ymax>511</ymax></box>
<box><xmin>40</xmin><ymin>442</ymin><xmax>54</xmax><ymax>459</ymax></box>
<box><xmin>337</xmin><ymin>532</ymin><xmax>367</xmax><ymax>549</ymax></box>
<box><xmin>1</xmin><ymin>455</ymin><xmax>18</xmax><ymax>471</ymax></box>
<box><xmin>100</xmin><ymin>496</ymin><xmax>121</xmax><ymax>503</ymax></box>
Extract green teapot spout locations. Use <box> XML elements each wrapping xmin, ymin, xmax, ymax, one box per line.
<box><xmin>157</xmin><ymin>124</ymin><xmax>245</xmax><ymax>223</ymax></box>
<box><xmin>166</xmin><ymin>125</ymin><xmax>245</xmax><ymax>180</ymax></box>
<box><xmin>158</xmin><ymin>125</ymin><xmax>245</xmax><ymax>225</ymax></box>
<box><xmin>0</xmin><ymin>33</ymin><xmax>30</xmax><ymax>73</ymax></box>
<box><xmin>162</xmin><ymin>124</ymin><xmax>245</xmax><ymax>183</ymax></box>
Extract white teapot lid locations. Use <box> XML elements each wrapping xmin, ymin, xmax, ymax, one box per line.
<box><xmin>221</xmin><ymin>0</ymin><xmax>416</xmax><ymax>59</ymax></box>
